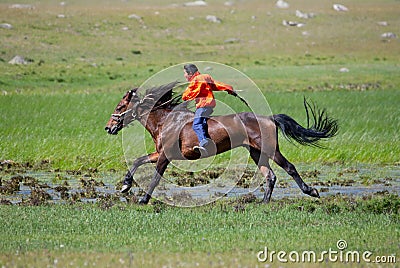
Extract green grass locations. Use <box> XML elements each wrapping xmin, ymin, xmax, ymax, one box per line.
<box><xmin>0</xmin><ymin>93</ymin><xmax>126</xmax><ymax>171</ymax></box>
<box><xmin>267</xmin><ymin>89</ymin><xmax>400</xmax><ymax>164</ymax></box>
<box><xmin>1</xmin><ymin>0</ymin><xmax>400</xmax><ymax>94</ymax></box>
<box><xmin>0</xmin><ymin>195</ymin><xmax>399</xmax><ymax>267</ymax></box>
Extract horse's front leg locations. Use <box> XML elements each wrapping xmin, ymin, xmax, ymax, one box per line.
<box><xmin>121</xmin><ymin>152</ymin><xmax>159</xmax><ymax>193</ymax></box>
<box><xmin>139</xmin><ymin>152</ymin><xmax>170</xmax><ymax>204</ymax></box>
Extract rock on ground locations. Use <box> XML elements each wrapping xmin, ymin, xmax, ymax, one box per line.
<box><xmin>8</xmin><ymin>56</ymin><xmax>29</xmax><ymax>65</ymax></box>
<box><xmin>381</xmin><ymin>32</ymin><xmax>397</xmax><ymax>39</ymax></box>
<box><xmin>206</xmin><ymin>15</ymin><xmax>221</xmax><ymax>23</ymax></box>
<box><xmin>276</xmin><ymin>0</ymin><xmax>289</xmax><ymax>9</ymax></box>
<box><xmin>9</xmin><ymin>4</ymin><xmax>35</xmax><ymax>9</ymax></box>
<box><xmin>184</xmin><ymin>1</ymin><xmax>207</xmax><ymax>7</ymax></box>
<box><xmin>0</xmin><ymin>23</ymin><xmax>13</xmax><ymax>29</ymax></box>
<box><xmin>333</xmin><ymin>4</ymin><xmax>348</xmax><ymax>12</ymax></box>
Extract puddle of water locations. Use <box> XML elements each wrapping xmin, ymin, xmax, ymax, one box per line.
<box><xmin>0</xmin><ymin>164</ymin><xmax>399</xmax><ymax>206</ymax></box>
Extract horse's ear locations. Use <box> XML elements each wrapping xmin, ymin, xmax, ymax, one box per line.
<box><xmin>130</xmin><ymin>87</ymin><xmax>139</xmax><ymax>95</ymax></box>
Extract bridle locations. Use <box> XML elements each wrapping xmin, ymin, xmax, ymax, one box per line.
<box><xmin>109</xmin><ymin>90</ymin><xmax>138</xmax><ymax>128</ymax></box>
<box><xmin>110</xmin><ymin>91</ymin><xmax>174</xmax><ymax>128</ymax></box>
<box><xmin>111</xmin><ymin>108</ymin><xmax>132</xmax><ymax>122</ymax></box>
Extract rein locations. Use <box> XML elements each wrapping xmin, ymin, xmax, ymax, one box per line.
<box><xmin>111</xmin><ymin>98</ymin><xmax>175</xmax><ymax>123</ymax></box>
<box><xmin>135</xmin><ymin>98</ymin><xmax>175</xmax><ymax>118</ymax></box>
<box><xmin>112</xmin><ymin>109</ymin><xmax>132</xmax><ymax>118</ymax></box>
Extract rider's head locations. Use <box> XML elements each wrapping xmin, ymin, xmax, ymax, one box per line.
<box><xmin>183</xmin><ymin>64</ymin><xmax>199</xmax><ymax>81</ymax></box>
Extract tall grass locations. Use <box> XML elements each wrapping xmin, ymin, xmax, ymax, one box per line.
<box><xmin>0</xmin><ymin>93</ymin><xmax>126</xmax><ymax>170</ymax></box>
<box><xmin>1</xmin><ymin>88</ymin><xmax>398</xmax><ymax>170</ymax></box>
<box><xmin>266</xmin><ymin>89</ymin><xmax>400</xmax><ymax>164</ymax></box>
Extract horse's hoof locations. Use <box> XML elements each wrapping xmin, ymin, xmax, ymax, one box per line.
<box><xmin>260</xmin><ymin>198</ymin><xmax>271</xmax><ymax>204</ymax></box>
<box><xmin>310</xmin><ymin>188</ymin><xmax>320</xmax><ymax>198</ymax></box>
<box><xmin>138</xmin><ymin>198</ymin><xmax>149</xmax><ymax>205</ymax></box>
<box><xmin>120</xmin><ymin>184</ymin><xmax>132</xmax><ymax>193</ymax></box>
<box><xmin>260</xmin><ymin>194</ymin><xmax>271</xmax><ymax>204</ymax></box>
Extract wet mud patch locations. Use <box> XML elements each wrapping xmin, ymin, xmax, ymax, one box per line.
<box><xmin>0</xmin><ymin>170</ymin><xmax>123</xmax><ymax>206</ymax></box>
<box><xmin>0</xmin><ymin>164</ymin><xmax>399</xmax><ymax>206</ymax></box>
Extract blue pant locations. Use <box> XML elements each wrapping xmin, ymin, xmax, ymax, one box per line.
<box><xmin>193</xmin><ymin>107</ymin><xmax>213</xmax><ymax>146</ymax></box>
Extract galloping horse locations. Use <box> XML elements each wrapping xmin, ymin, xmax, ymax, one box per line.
<box><xmin>105</xmin><ymin>82</ymin><xmax>338</xmax><ymax>204</ymax></box>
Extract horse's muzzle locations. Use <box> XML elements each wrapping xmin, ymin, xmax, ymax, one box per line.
<box><xmin>105</xmin><ymin>126</ymin><xmax>119</xmax><ymax>135</ymax></box>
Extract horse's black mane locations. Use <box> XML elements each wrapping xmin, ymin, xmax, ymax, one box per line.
<box><xmin>141</xmin><ymin>81</ymin><xmax>185</xmax><ymax>111</ymax></box>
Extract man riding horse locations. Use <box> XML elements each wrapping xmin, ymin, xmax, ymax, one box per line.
<box><xmin>105</xmin><ymin>66</ymin><xmax>337</xmax><ymax>204</ymax></box>
<box><xmin>182</xmin><ymin>64</ymin><xmax>238</xmax><ymax>156</ymax></box>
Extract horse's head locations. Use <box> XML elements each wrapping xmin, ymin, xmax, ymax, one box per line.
<box><xmin>105</xmin><ymin>88</ymin><xmax>140</xmax><ymax>135</ymax></box>
<box><xmin>105</xmin><ymin>81</ymin><xmax>180</xmax><ymax>135</ymax></box>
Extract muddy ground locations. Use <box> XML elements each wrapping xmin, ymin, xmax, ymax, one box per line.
<box><xmin>0</xmin><ymin>160</ymin><xmax>399</xmax><ymax>207</ymax></box>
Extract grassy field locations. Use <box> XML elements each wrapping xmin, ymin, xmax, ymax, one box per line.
<box><xmin>1</xmin><ymin>0</ymin><xmax>399</xmax><ymax>95</ymax></box>
<box><xmin>0</xmin><ymin>88</ymin><xmax>399</xmax><ymax>171</ymax></box>
<box><xmin>0</xmin><ymin>195</ymin><xmax>399</xmax><ymax>267</ymax></box>
<box><xmin>0</xmin><ymin>0</ymin><xmax>399</xmax><ymax>267</ymax></box>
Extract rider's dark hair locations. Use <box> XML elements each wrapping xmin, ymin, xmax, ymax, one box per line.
<box><xmin>183</xmin><ymin>64</ymin><xmax>199</xmax><ymax>75</ymax></box>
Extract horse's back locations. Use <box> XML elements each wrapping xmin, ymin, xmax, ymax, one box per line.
<box><xmin>161</xmin><ymin>111</ymin><xmax>276</xmax><ymax>160</ymax></box>
<box><xmin>209</xmin><ymin>112</ymin><xmax>277</xmax><ymax>154</ymax></box>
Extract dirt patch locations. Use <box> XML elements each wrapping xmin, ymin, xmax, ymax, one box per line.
<box><xmin>168</xmin><ymin>169</ymin><xmax>222</xmax><ymax>187</ymax></box>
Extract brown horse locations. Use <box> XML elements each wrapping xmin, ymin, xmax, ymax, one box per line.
<box><xmin>105</xmin><ymin>82</ymin><xmax>338</xmax><ymax>204</ymax></box>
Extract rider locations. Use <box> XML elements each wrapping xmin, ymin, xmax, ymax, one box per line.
<box><xmin>182</xmin><ymin>63</ymin><xmax>237</xmax><ymax>155</ymax></box>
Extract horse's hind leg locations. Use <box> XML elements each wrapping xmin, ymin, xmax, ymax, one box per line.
<box><xmin>264</xmin><ymin>168</ymin><xmax>277</xmax><ymax>203</ymax></box>
<box><xmin>273</xmin><ymin>147</ymin><xmax>319</xmax><ymax>198</ymax></box>
<box><xmin>249</xmin><ymin>147</ymin><xmax>276</xmax><ymax>203</ymax></box>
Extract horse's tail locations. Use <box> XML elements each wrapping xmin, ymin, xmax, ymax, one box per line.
<box><xmin>273</xmin><ymin>98</ymin><xmax>338</xmax><ymax>147</ymax></box>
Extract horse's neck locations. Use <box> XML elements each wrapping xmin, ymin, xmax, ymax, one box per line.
<box><xmin>138</xmin><ymin>109</ymin><xmax>168</xmax><ymax>139</ymax></box>
<box><xmin>138</xmin><ymin>108</ymin><xmax>194</xmax><ymax>142</ymax></box>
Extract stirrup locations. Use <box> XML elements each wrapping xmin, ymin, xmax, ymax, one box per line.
<box><xmin>193</xmin><ymin>145</ymin><xmax>208</xmax><ymax>156</ymax></box>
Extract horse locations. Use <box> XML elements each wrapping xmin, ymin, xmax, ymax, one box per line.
<box><xmin>105</xmin><ymin>81</ymin><xmax>338</xmax><ymax>204</ymax></box>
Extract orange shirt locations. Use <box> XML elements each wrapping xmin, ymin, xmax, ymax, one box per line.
<box><xmin>182</xmin><ymin>72</ymin><xmax>233</xmax><ymax>108</ymax></box>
